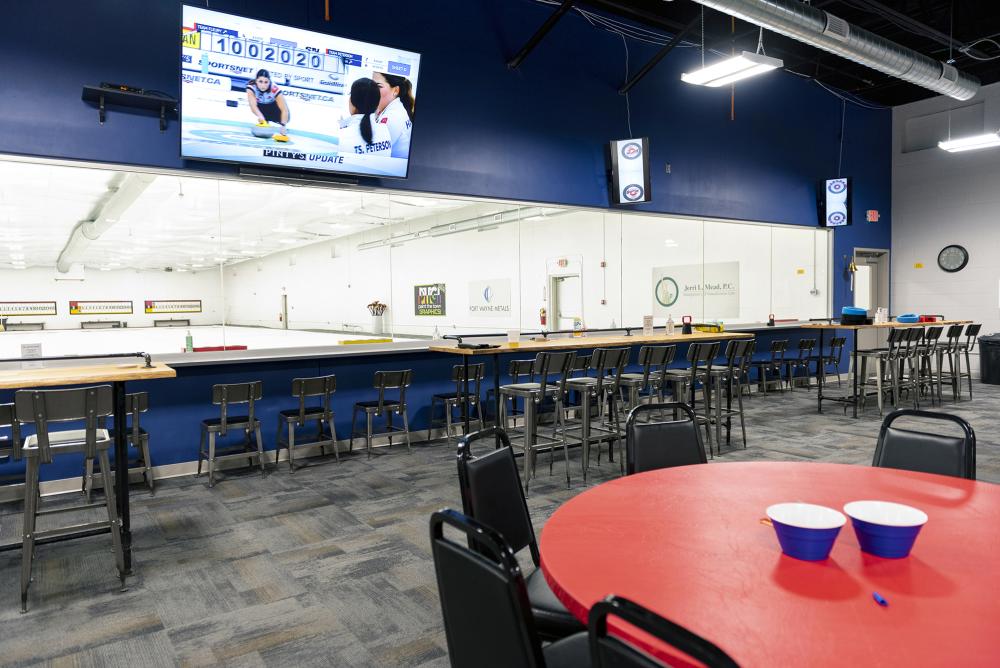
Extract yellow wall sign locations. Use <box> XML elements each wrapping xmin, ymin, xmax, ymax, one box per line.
<box><xmin>796</xmin><ymin>268</ymin><xmax>806</xmax><ymax>275</ymax></box>
<box><xmin>914</xmin><ymin>262</ymin><xmax>924</xmax><ymax>269</ymax></box>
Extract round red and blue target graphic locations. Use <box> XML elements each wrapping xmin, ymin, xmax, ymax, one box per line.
<box><xmin>828</xmin><ymin>180</ymin><xmax>846</xmax><ymax>194</ymax></box>
<box><xmin>827</xmin><ymin>211</ymin><xmax>846</xmax><ymax>225</ymax></box>
<box><xmin>623</xmin><ymin>184</ymin><xmax>644</xmax><ymax>201</ymax></box>
<box><xmin>621</xmin><ymin>142</ymin><xmax>643</xmax><ymax>160</ymax></box>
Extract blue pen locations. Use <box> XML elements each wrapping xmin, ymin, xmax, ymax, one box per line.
<box><xmin>872</xmin><ymin>592</ymin><xmax>889</xmax><ymax>607</ymax></box>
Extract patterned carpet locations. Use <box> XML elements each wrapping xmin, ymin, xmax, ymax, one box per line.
<box><xmin>0</xmin><ymin>383</ymin><xmax>996</xmax><ymax>666</ymax></box>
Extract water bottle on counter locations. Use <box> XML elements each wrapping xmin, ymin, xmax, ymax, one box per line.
<box><xmin>666</xmin><ymin>314</ymin><xmax>675</xmax><ymax>336</ymax></box>
<box><xmin>185</xmin><ymin>330</ymin><xmax>194</xmax><ymax>353</ymax></box>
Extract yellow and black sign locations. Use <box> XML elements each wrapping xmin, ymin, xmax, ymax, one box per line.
<box><xmin>181</xmin><ymin>28</ymin><xmax>201</xmax><ymax>49</ymax></box>
<box><xmin>414</xmin><ymin>283</ymin><xmax>446</xmax><ymax>317</ymax></box>
<box><xmin>69</xmin><ymin>300</ymin><xmax>133</xmax><ymax>315</ymax></box>
<box><xmin>144</xmin><ymin>299</ymin><xmax>202</xmax><ymax>314</ymax></box>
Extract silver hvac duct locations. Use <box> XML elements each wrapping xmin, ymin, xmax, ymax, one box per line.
<box><xmin>690</xmin><ymin>0</ymin><xmax>980</xmax><ymax>101</ymax></box>
<box><xmin>56</xmin><ymin>172</ymin><xmax>156</xmax><ymax>273</ymax></box>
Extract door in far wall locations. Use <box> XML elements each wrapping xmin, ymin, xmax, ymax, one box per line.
<box><xmin>550</xmin><ymin>274</ymin><xmax>582</xmax><ymax>331</ymax></box>
<box><xmin>854</xmin><ymin>249</ymin><xmax>889</xmax><ymax>350</ymax></box>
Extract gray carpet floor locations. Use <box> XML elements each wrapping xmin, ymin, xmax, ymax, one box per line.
<box><xmin>0</xmin><ymin>383</ymin><xmax>997</xmax><ymax>666</ymax></box>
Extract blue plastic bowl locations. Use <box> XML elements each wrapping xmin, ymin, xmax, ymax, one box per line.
<box><xmin>842</xmin><ymin>306</ymin><xmax>867</xmax><ymax>316</ymax></box>
<box><xmin>767</xmin><ymin>503</ymin><xmax>846</xmax><ymax>561</ymax></box>
<box><xmin>895</xmin><ymin>313</ymin><xmax>920</xmax><ymax>323</ymax></box>
<box><xmin>844</xmin><ymin>501</ymin><xmax>928</xmax><ymax>559</ymax></box>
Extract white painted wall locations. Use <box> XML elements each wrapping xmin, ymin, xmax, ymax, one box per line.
<box><xmin>224</xmin><ymin>206</ymin><xmax>830</xmax><ymax>337</ymax></box>
<box><xmin>892</xmin><ymin>80</ymin><xmax>1000</xmax><ymax>375</ymax></box>
<box><xmin>0</xmin><ymin>266</ymin><xmax>221</xmax><ymax>329</ymax></box>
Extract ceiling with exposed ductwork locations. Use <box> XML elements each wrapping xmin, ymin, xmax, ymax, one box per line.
<box><xmin>535</xmin><ymin>0</ymin><xmax>1000</xmax><ymax>106</ymax></box>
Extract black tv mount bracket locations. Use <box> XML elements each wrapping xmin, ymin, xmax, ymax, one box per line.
<box><xmin>81</xmin><ymin>85</ymin><xmax>178</xmax><ymax>132</ymax></box>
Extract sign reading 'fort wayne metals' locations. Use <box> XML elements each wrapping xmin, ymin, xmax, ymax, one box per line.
<box><xmin>414</xmin><ymin>283</ymin><xmax>446</xmax><ymax>316</ymax></box>
<box><xmin>69</xmin><ymin>300</ymin><xmax>133</xmax><ymax>315</ymax></box>
<box><xmin>144</xmin><ymin>300</ymin><xmax>203</xmax><ymax>314</ymax></box>
<box><xmin>652</xmin><ymin>262</ymin><xmax>740</xmax><ymax>319</ymax></box>
<box><xmin>468</xmin><ymin>279</ymin><xmax>512</xmax><ymax>317</ymax></box>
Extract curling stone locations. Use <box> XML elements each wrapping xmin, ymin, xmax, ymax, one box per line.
<box><xmin>251</xmin><ymin>121</ymin><xmax>275</xmax><ymax>139</ymax></box>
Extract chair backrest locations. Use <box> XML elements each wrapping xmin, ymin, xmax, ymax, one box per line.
<box><xmin>722</xmin><ymin>339</ymin><xmax>754</xmax><ymax>372</ymax></box>
<box><xmin>828</xmin><ymin>336</ymin><xmax>847</xmax><ymax>362</ymax></box>
<box><xmin>14</xmin><ymin>385</ymin><xmax>113</xmax><ymax>463</ymax></box>
<box><xmin>625</xmin><ymin>403</ymin><xmax>707</xmax><ymax>474</ymax></box>
<box><xmin>290</xmin><ymin>374</ymin><xmax>336</xmax><ymax>423</ymax></box>
<box><xmin>768</xmin><ymin>340</ymin><xmax>788</xmax><ymax>361</ymax></box>
<box><xmin>126</xmin><ymin>392</ymin><xmax>149</xmax><ymax>445</ymax></box>
<box><xmin>534</xmin><ymin>351</ymin><xmax>575</xmax><ymax>399</ymax></box>
<box><xmin>373</xmin><ymin>369</ymin><xmax>412</xmax><ymax>416</ymax></box>
<box><xmin>592</xmin><ymin>347</ymin><xmax>629</xmax><ymax>394</ymax></box>
<box><xmin>0</xmin><ymin>403</ymin><xmax>22</xmax><ymax>461</ymax></box>
<box><xmin>450</xmin><ymin>363</ymin><xmax>485</xmax><ymax>401</ymax></box>
<box><xmin>686</xmin><ymin>342</ymin><xmax>719</xmax><ymax>403</ymax></box>
<box><xmin>635</xmin><ymin>345</ymin><xmax>675</xmax><ymax>391</ymax></box>
<box><xmin>922</xmin><ymin>326</ymin><xmax>943</xmax><ymax>346</ymax></box>
<box><xmin>944</xmin><ymin>324</ymin><xmax>964</xmax><ymax>350</ymax></box>
<box><xmin>211</xmin><ymin>381</ymin><xmax>263</xmax><ymax>436</ymax></box>
<box><xmin>589</xmin><ymin>595</ymin><xmax>739</xmax><ymax>668</ymax></box>
<box><xmin>456</xmin><ymin>427</ymin><xmax>539</xmax><ymax>566</ymax></box>
<box><xmin>873</xmin><ymin>409</ymin><xmax>976</xmax><ymax>480</ymax></box>
<box><xmin>509</xmin><ymin>359</ymin><xmax>535</xmax><ymax>383</ymax></box>
<box><xmin>571</xmin><ymin>354</ymin><xmax>593</xmax><ymax>376</ymax></box>
<box><xmin>963</xmin><ymin>323</ymin><xmax>981</xmax><ymax>350</ymax></box>
<box><xmin>795</xmin><ymin>338</ymin><xmax>816</xmax><ymax>359</ymax></box>
<box><xmin>430</xmin><ymin>509</ymin><xmax>545</xmax><ymax>668</ymax></box>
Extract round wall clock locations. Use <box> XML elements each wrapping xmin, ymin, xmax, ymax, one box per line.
<box><xmin>937</xmin><ymin>245</ymin><xmax>969</xmax><ymax>273</ymax></box>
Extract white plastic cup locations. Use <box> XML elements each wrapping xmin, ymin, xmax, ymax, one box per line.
<box><xmin>507</xmin><ymin>329</ymin><xmax>521</xmax><ymax>348</ymax></box>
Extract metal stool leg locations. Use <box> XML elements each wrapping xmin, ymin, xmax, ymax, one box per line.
<box><xmin>287</xmin><ymin>422</ymin><xmax>296</xmax><ymax>472</ymax></box>
<box><xmin>20</xmin><ymin>457</ymin><xmax>40</xmax><ymax>613</ymax></box>
<box><xmin>197</xmin><ymin>428</ymin><xmax>205</xmax><ymax>477</ymax></box>
<box><xmin>207</xmin><ymin>432</ymin><xmax>217</xmax><ymax>487</ymax></box>
<box><xmin>140</xmin><ymin>435</ymin><xmax>155</xmax><ymax>494</ymax></box>
<box><xmin>97</xmin><ymin>448</ymin><xmax>127</xmax><ymax>592</ymax></box>
<box><xmin>84</xmin><ymin>457</ymin><xmax>95</xmax><ymax>503</ymax></box>
<box><xmin>255</xmin><ymin>425</ymin><xmax>266</xmax><ymax>476</ymax></box>
<box><xmin>366</xmin><ymin>412</ymin><xmax>374</xmax><ymax>458</ymax></box>
<box><xmin>401</xmin><ymin>407</ymin><xmax>412</xmax><ymax>454</ymax></box>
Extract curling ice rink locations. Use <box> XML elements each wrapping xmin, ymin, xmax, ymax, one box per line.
<box><xmin>0</xmin><ymin>325</ymin><xmax>403</xmax><ymax>359</ymax></box>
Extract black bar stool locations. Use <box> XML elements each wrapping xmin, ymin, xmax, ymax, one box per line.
<box><xmin>916</xmin><ymin>326</ymin><xmax>944</xmax><ymax>405</ymax></box>
<box><xmin>619</xmin><ymin>345</ymin><xmax>677</xmax><ymax>411</ymax></box>
<box><xmin>197</xmin><ymin>381</ymin><xmax>266</xmax><ymax>487</ymax></box>
<box><xmin>708</xmin><ymin>339</ymin><xmax>753</xmax><ymax>450</ymax></box>
<box><xmin>784</xmin><ymin>339</ymin><xmax>816</xmax><ymax>390</ymax></box>
<box><xmin>275</xmin><ymin>374</ymin><xmax>338</xmax><ymax>472</ymax></box>
<box><xmin>811</xmin><ymin>336</ymin><xmax>847</xmax><ymax>387</ymax></box>
<box><xmin>957</xmin><ymin>324</ymin><xmax>981</xmax><ymax>400</ymax></box>
<box><xmin>749</xmin><ymin>340</ymin><xmax>787</xmax><ymax>393</ymax></box>
<box><xmin>14</xmin><ymin>386</ymin><xmax>126</xmax><ymax>612</ymax></box>
<box><xmin>84</xmin><ymin>392</ymin><xmax>154</xmax><ymax>501</ymax></box>
<box><xmin>350</xmin><ymin>370</ymin><xmax>413</xmax><ymax>457</ymax></box>
<box><xmin>563</xmin><ymin>347</ymin><xmax>629</xmax><ymax>479</ymax></box>
<box><xmin>498</xmin><ymin>351</ymin><xmax>575</xmax><ymax>489</ymax></box>
<box><xmin>427</xmin><ymin>364</ymin><xmax>485</xmax><ymax>442</ymax></box>
<box><xmin>678</xmin><ymin>341</ymin><xmax>720</xmax><ymax>456</ymax></box>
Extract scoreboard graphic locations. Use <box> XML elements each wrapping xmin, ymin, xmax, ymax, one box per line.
<box><xmin>181</xmin><ymin>6</ymin><xmax>420</xmax><ymax>178</ymax></box>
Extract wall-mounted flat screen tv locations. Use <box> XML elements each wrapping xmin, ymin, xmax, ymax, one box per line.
<box><xmin>817</xmin><ymin>177</ymin><xmax>852</xmax><ymax>227</ymax></box>
<box><xmin>181</xmin><ymin>6</ymin><xmax>420</xmax><ymax>178</ymax></box>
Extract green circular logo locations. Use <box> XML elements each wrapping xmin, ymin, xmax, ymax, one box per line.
<box><xmin>655</xmin><ymin>276</ymin><xmax>679</xmax><ymax>307</ymax></box>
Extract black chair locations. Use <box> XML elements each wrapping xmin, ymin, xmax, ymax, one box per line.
<box><xmin>589</xmin><ymin>595</ymin><xmax>738</xmax><ymax>668</ymax></box>
<box><xmin>625</xmin><ymin>403</ymin><xmax>707</xmax><ymax>475</ymax></box>
<box><xmin>872</xmin><ymin>409</ymin><xmax>976</xmax><ymax>480</ymax></box>
<box><xmin>430</xmin><ymin>509</ymin><xmax>590</xmax><ymax>668</ymax></box>
<box><xmin>456</xmin><ymin>427</ymin><xmax>585</xmax><ymax>640</ymax></box>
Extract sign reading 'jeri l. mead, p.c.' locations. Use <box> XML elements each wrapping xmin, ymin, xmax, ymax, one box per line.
<box><xmin>652</xmin><ymin>262</ymin><xmax>740</xmax><ymax>318</ymax></box>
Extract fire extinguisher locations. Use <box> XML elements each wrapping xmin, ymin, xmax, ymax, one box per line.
<box><xmin>539</xmin><ymin>307</ymin><xmax>547</xmax><ymax>327</ymax></box>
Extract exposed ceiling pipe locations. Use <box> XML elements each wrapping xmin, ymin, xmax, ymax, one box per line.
<box><xmin>688</xmin><ymin>0</ymin><xmax>980</xmax><ymax>101</ymax></box>
<box><xmin>56</xmin><ymin>172</ymin><xmax>156</xmax><ymax>273</ymax></box>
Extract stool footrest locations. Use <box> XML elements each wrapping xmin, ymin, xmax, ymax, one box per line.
<box><xmin>36</xmin><ymin>502</ymin><xmax>108</xmax><ymax>516</ymax></box>
<box><xmin>32</xmin><ymin>520</ymin><xmax>115</xmax><ymax>542</ymax></box>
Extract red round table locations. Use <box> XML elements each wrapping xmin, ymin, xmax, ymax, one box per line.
<box><xmin>540</xmin><ymin>462</ymin><xmax>1000</xmax><ymax>667</ymax></box>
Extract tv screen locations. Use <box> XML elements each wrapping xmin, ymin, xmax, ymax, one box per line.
<box><xmin>817</xmin><ymin>177</ymin><xmax>851</xmax><ymax>227</ymax></box>
<box><xmin>180</xmin><ymin>6</ymin><xmax>420</xmax><ymax>178</ymax></box>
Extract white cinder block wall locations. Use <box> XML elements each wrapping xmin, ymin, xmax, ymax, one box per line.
<box><xmin>892</xmin><ymin>80</ymin><xmax>1000</xmax><ymax>376</ymax></box>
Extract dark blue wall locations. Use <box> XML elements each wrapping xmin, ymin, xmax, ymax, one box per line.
<box><xmin>0</xmin><ymin>0</ymin><xmax>885</xmax><ymax>481</ymax></box>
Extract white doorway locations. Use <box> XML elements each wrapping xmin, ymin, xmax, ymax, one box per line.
<box><xmin>853</xmin><ymin>248</ymin><xmax>889</xmax><ymax>349</ymax></box>
<box><xmin>549</xmin><ymin>274</ymin><xmax>583</xmax><ymax>331</ymax></box>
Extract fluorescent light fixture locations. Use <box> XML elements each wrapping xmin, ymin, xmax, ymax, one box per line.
<box><xmin>938</xmin><ymin>131</ymin><xmax>1000</xmax><ymax>152</ymax></box>
<box><xmin>212</xmin><ymin>256</ymin><xmax>228</xmax><ymax>262</ymax></box>
<box><xmin>279</xmin><ymin>238</ymin><xmax>298</xmax><ymax>244</ymax></box>
<box><xmin>682</xmin><ymin>51</ymin><xmax>783</xmax><ymax>87</ymax></box>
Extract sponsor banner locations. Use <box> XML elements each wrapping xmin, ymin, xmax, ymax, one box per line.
<box><xmin>414</xmin><ymin>283</ymin><xmax>446</xmax><ymax>317</ymax></box>
<box><xmin>468</xmin><ymin>279</ymin><xmax>512</xmax><ymax>317</ymax></box>
<box><xmin>144</xmin><ymin>300</ymin><xmax>203</xmax><ymax>314</ymax></box>
<box><xmin>610</xmin><ymin>137</ymin><xmax>651</xmax><ymax>205</ymax></box>
<box><xmin>69</xmin><ymin>300</ymin><xmax>133</xmax><ymax>315</ymax></box>
<box><xmin>652</xmin><ymin>262</ymin><xmax>740</xmax><ymax>318</ymax></box>
<box><xmin>0</xmin><ymin>301</ymin><xmax>57</xmax><ymax>316</ymax></box>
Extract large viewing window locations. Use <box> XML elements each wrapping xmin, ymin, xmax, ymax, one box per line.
<box><xmin>0</xmin><ymin>158</ymin><xmax>831</xmax><ymax>358</ymax></box>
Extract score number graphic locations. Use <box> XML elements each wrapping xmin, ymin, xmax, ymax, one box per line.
<box><xmin>183</xmin><ymin>28</ymin><xmax>350</xmax><ymax>74</ymax></box>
